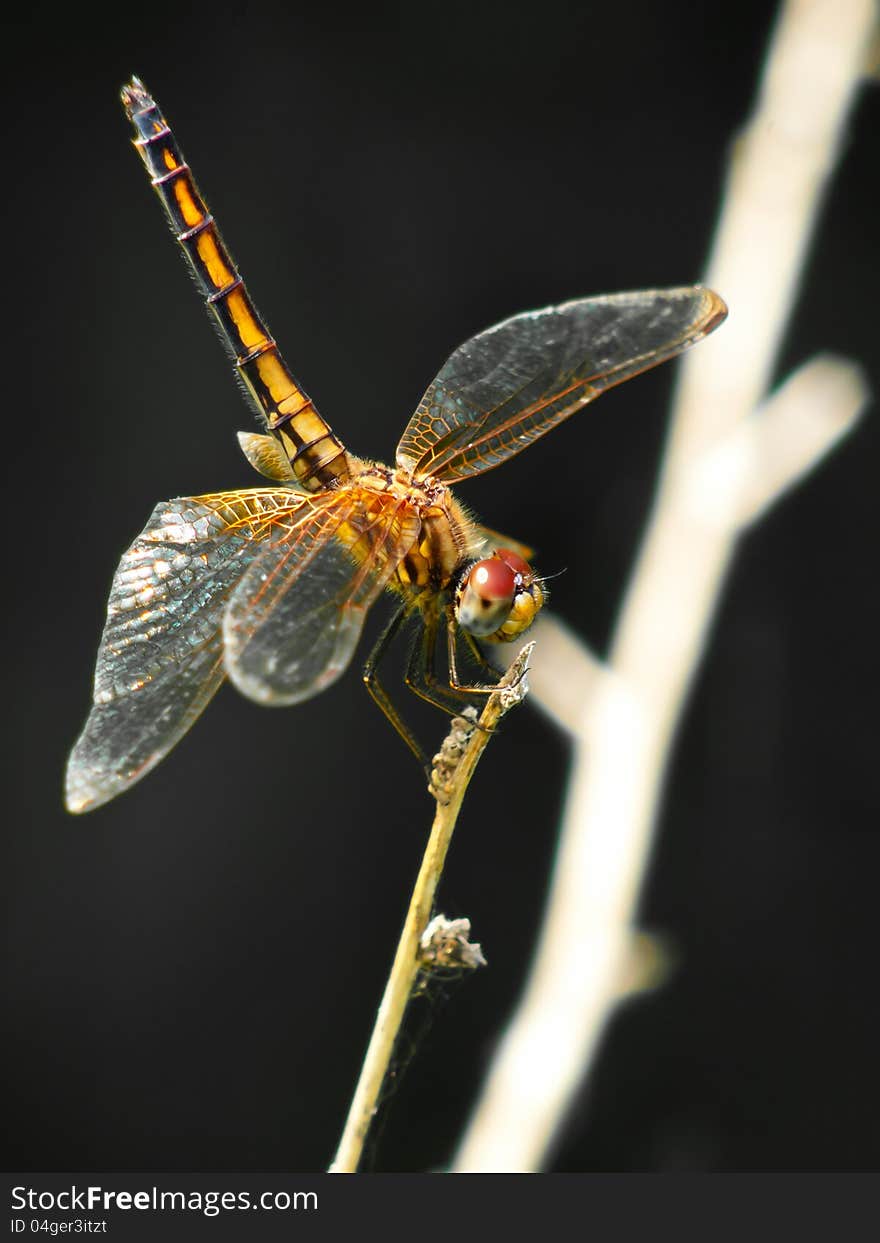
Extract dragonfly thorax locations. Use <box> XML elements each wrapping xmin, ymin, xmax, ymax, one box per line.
<box><xmin>333</xmin><ymin>461</ymin><xmax>471</xmax><ymax>598</ymax></box>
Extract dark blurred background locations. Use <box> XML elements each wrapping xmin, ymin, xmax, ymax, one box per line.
<box><xmin>3</xmin><ymin>0</ymin><xmax>878</xmax><ymax>1172</ymax></box>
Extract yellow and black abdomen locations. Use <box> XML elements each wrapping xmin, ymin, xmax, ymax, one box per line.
<box><xmin>121</xmin><ymin>78</ymin><xmax>349</xmax><ymax>493</ymax></box>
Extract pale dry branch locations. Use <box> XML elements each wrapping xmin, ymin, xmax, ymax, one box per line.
<box><xmin>329</xmin><ymin>645</ymin><xmax>532</xmax><ymax>1174</ymax></box>
<box><xmin>698</xmin><ymin>354</ymin><xmax>869</xmax><ymax>530</ymax></box>
<box><xmin>490</xmin><ymin>613</ymin><xmax>604</xmax><ymax>737</ymax></box>
<box><xmin>451</xmin><ymin>0</ymin><xmax>875</xmax><ymax>1173</ymax></box>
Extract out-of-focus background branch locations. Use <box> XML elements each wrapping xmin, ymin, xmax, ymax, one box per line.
<box><xmin>453</xmin><ymin>0</ymin><xmax>876</xmax><ymax>1171</ymax></box>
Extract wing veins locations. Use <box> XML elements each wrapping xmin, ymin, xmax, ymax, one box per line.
<box><xmin>400</xmin><ymin>287</ymin><xmax>727</xmax><ymax>483</ymax></box>
<box><xmin>420</xmin><ymin>373</ymin><xmax>590</xmax><ymax>475</ymax></box>
<box><xmin>232</xmin><ymin>501</ymin><xmax>355</xmax><ymax>630</ymax></box>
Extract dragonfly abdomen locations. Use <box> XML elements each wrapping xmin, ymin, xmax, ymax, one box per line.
<box><xmin>120</xmin><ymin>78</ymin><xmax>350</xmax><ymax>494</ymax></box>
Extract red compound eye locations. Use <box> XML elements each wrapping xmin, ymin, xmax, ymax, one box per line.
<box><xmin>495</xmin><ymin>548</ymin><xmax>532</xmax><ymax>579</ymax></box>
<box><xmin>468</xmin><ymin>556</ymin><xmax>517</xmax><ymax>601</ymax></box>
<box><xmin>457</xmin><ymin>548</ymin><xmax>539</xmax><ymax>638</ymax></box>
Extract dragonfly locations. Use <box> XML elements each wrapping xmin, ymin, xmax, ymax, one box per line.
<box><xmin>65</xmin><ymin>77</ymin><xmax>727</xmax><ymax>814</ymax></box>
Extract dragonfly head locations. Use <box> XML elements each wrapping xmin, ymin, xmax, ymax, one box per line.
<box><xmin>454</xmin><ymin>548</ymin><xmax>544</xmax><ymax>642</ymax></box>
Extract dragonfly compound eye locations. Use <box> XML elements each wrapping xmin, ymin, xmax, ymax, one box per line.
<box><xmin>455</xmin><ymin>549</ymin><xmax>544</xmax><ymax>640</ymax></box>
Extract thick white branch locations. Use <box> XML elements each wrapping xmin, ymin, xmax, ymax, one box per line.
<box><xmin>490</xmin><ymin>614</ymin><xmax>604</xmax><ymax>738</ymax></box>
<box><xmin>716</xmin><ymin>355</ymin><xmax>868</xmax><ymax>529</ymax></box>
<box><xmin>665</xmin><ymin>0</ymin><xmax>876</xmax><ymax>474</ymax></box>
<box><xmin>451</xmin><ymin>0</ymin><xmax>875</xmax><ymax>1173</ymax></box>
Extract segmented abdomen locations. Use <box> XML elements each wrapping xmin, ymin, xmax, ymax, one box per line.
<box><xmin>120</xmin><ymin>78</ymin><xmax>350</xmax><ymax>493</ymax></box>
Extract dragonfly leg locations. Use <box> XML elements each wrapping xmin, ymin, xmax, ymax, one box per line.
<box><xmin>403</xmin><ymin>613</ymin><xmax>498</xmax><ymax>745</ymax></box>
<box><xmin>401</xmin><ymin>611</ymin><xmax>469</xmax><ymax>716</ymax></box>
<box><xmin>457</xmin><ymin>631</ymin><xmax>527</xmax><ymax>701</ymax></box>
<box><xmin>363</xmin><ymin>604</ymin><xmax>430</xmax><ymax>770</ymax></box>
<box><xmin>459</xmin><ymin>628</ymin><xmax>504</xmax><ymax>685</ymax></box>
<box><xmin>446</xmin><ymin>607</ymin><xmax>502</xmax><ymax>696</ymax></box>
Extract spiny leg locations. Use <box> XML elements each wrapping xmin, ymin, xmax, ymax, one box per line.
<box><xmin>459</xmin><ymin>628</ymin><xmax>504</xmax><ymax>685</ymax></box>
<box><xmin>363</xmin><ymin>604</ymin><xmax>429</xmax><ymax>770</ymax></box>
<box><xmin>404</xmin><ymin>612</ymin><xmax>476</xmax><ymax>718</ymax></box>
<box><xmin>446</xmin><ymin>606</ymin><xmax>503</xmax><ymax>696</ymax></box>
<box><xmin>403</xmin><ymin>614</ymin><xmax>498</xmax><ymax>746</ymax></box>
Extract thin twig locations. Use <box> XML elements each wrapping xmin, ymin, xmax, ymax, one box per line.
<box><xmin>451</xmin><ymin>0</ymin><xmax>875</xmax><ymax>1172</ymax></box>
<box><xmin>328</xmin><ymin>644</ymin><xmax>533</xmax><ymax>1173</ymax></box>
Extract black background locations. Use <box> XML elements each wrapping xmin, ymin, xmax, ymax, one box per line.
<box><xmin>3</xmin><ymin>0</ymin><xmax>879</xmax><ymax>1173</ymax></box>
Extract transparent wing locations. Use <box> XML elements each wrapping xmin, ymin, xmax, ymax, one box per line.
<box><xmin>396</xmin><ymin>287</ymin><xmax>726</xmax><ymax>482</ymax></box>
<box><xmin>472</xmin><ymin>524</ymin><xmax>536</xmax><ymax>563</ymax></box>
<box><xmin>223</xmin><ymin>488</ymin><xmax>421</xmax><ymax>705</ymax></box>
<box><xmin>65</xmin><ymin>488</ymin><xmax>301</xmax><ymax>813</ymax></box>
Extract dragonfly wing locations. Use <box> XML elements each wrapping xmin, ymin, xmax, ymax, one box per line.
<box><xmin>472</xmin><ymin>524</ymin><xmax>536</xmax><ymax>564</ymax></box>
<box><xmin>396</xmin><ymin>287</ymin><xmax>726</xmax><ymax>482</ymax></box>
<box><xmin>65</xmin><ymin>489</ymin><xmax>301</xmax><ymax>813</ymax></box>
<box><xmin>224</xmin><ymin>490</ymin><xmax>421</xmax><ymax>705</ymax></box>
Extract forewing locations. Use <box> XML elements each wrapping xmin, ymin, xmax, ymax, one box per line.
<box><xmin>396</xmin><ymin>287</ymin><xmax>726</xmax><ymax>482</ymax></box>
<box><xmin>65</xmin><ymin>488</ymin><xmax>300</xmax><ymax>813</ymax></box>
<box><xmin>224</xmin><ymin>490</ymin><xmax>421</xmax><ymax>705</ymax></box>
